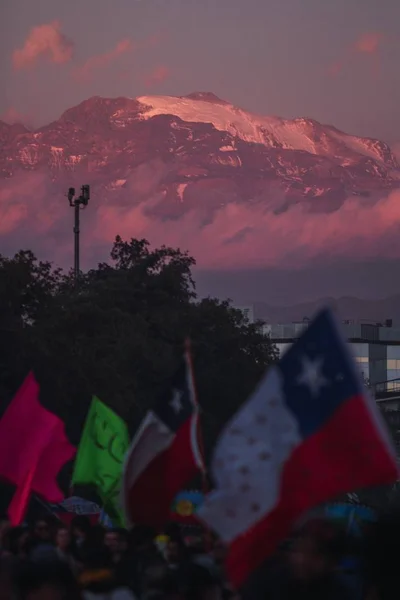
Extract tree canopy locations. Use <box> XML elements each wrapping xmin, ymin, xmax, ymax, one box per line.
<box><xmin>0</xmin><ymin>237</ymin><xmax>278</xmax><ymax>458</ymax></box>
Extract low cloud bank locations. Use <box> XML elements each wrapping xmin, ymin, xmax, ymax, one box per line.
<box><xmin>1</xmin><ymin>172</ymin><xmax>400</xmax><ymax>274</ymax></box>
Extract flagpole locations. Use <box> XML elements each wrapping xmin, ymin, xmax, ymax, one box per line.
<box><xmin>8</xmin><ymin>464</ymin><xmax>36</xmax><ymax>526</ymax></box>
<box><xmin>34</xmin><ymin>495</ymin><xmax>64</xmax><ymax>523</ymax></box>
<box><xmin>184</xmin><ymin>338</ymin><xmax>212</xmax><ymax>550</ymax></box>
<box><xmin>184</xmin><ymin>338</ymin><xmax>207</xmax><ymax>476</ymax></box>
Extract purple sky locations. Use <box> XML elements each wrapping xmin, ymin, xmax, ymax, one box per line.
<box><xmin>1</xmin><ymin>0</ymin><xmax>400</xmax><ymax>307</ymax></box>
<box><xmin>1</xmin><ymin>0</ymin><xmax>400</xmax><ymax>141</ymax></box>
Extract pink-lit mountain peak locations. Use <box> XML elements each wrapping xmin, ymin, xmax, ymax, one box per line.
<box><xmin>0</xmin><ymin>91</ymin><xmax>398</xmax><ymax>215</ymax></box>
<box><xmin>182</xmin><ymin>92</ymin><xmax>229</xmax><ymax>104</ymax></box>
<box><xmin>134</xmin><ymin>93</ymin><xmax>399</xmax><ymax>169</ymax></box>
<box><xmin>33</xmin><ymin>91</ymin><xmax>395</xmax><ymax>170</ymax></box>
<box><xmin>2</xmin><ymin>92</ymin><xmax>399</xmax><ymax>170</ymax></box>
<box><xmin>0</xmin><ymin>91</ymin><xmax>400</xmax><ymax>278</ymax></box>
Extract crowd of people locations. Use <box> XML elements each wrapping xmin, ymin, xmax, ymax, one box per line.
<box><xmin>0</xmin><ymin>510</ymin><xmax>398</xmax><ymax>600</ymax></box>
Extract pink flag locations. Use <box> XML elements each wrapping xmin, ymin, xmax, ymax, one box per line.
<box><xmin>0</xmin><ymin>372</ymin><xmax>76</xmax><ymax>524</ymax></box>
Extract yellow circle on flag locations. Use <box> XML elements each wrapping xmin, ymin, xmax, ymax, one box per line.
<box><xmin>176</xmin><ymin>499</ymin><xmax>194</xmax><ymax>516</ymax></box>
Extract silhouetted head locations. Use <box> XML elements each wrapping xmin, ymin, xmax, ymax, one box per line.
<box><xmin>363</xmin><ymin>509</ymin><xmax>400</xmax><ymax>600</ymax></box>
<box><xmin>104</xmin><ymin>528</ymin><xmax>128</xmax><ymax>556</ymax></box>
<box><xmin>33</xmin><ymin>518</ymin><xmax>52</xmax><ymax>542</ymax></box>
<box><xmin>179</xmin><ymin>563</ymin><xmax>222</xmax><ymax>600</ymax></box>
<box><xmin>12</xmin><ymin>560</ymin><xmax>81</xmax><ymax>600</ymax></box>
<box><xmin>288</xmin><ymin>519</ymin><xmax>346</xmax><ymax>581</ymax></box>
<box><xmin>55</xmin><ymin>526</ymin><xmax>71</xmax><ymax>552</ymax></box>
<box><xmin>128</xmin><ymin>524</ymin><xmax>156</xmax><ymax>553</ymax></box>
<box><xmin>70</xmin><ymin>516</ymin><xmax>91</xmax><ymax>542</ymax></box>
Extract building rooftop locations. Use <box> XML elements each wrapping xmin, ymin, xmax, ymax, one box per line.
<box><xmin>265</xmin><ymin>320</ymin><xmax>400</xmax><ymax>343</ymax></box>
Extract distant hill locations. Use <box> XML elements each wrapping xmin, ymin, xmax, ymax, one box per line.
<box><xmin>253</xmin><ymin>295</ymin><xmax>400</xmax><ymax>324</ymax></box>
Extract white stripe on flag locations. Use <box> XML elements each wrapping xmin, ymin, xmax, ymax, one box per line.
<box><xmin>198</xmin><ymin>366</ymin><xmax>301</xmax><ymax>542</ymax></box>
<box><xmin>123</xmin><ymin>411</ymin><xmax>174</xmax><ymax>488</ymax></box>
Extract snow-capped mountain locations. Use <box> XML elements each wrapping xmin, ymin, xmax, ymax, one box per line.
<box><xmin>0</xmin><ymin>92</ymin><xmax>399</xmax><ymax>219</ymax></box>
<box><xmin>137</xmin><ymin>93</ymin><xmax>397</xmax><ymax>167</ymax></box>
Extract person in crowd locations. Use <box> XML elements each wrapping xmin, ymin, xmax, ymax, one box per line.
<box><xmin>70</xmin><ymin>516</ymin><xmax>93</xmax><ymax>561</ymax></box>
<box><xmin>141</xmin><ymin>561</ymin><xmax>175</xmax><ymax>600</ymax></box>
<box><xmin>3</xmin><ymin>525</ymin><xmax>31</xmax><ymax>559</ymax></box>
<box><xmin>0</xmin><ymin>555</ymin><xmax>17</xmax><ymax>600</ymax></box>
<box><xmin>179</xmin><ymin>561</ymin><xmax>223</xmax><ymax>600</ymax></box>
<box><xmin>78</xmin><ymin>547</ymin><xmax>136</xmax><ymax>600</ymax></box>
<box><xmin>163</xmin><ymin>523</ymin><xmax>184</xmax><ymax>549</ymax></box>
<box><xmin>90</xmin><ymin>524</ymin><xmax>106</xmax><ymax>547</ymax></box>
<box><xmin>162</xmin><ymin>523</ymin><xmax>188</xmax><ymax>571</ymax></box>
<box><xmin>206</xmin><ymin>538</ymin><xmax>237</xmax><ymax>599</ymax></box>
<box><xmin>287</xmin><ymin>519</ymin><xmax>348</xmax><ymax>582</ymax></box>
<box><xmin>32</xmin><ymin>518</ymin><xmax>53</xmax><ymax>544</ymax></box>
<box><xmin>362</xmin><ymin>508</ymin><xmax>400</xmax><ymax>600</ymax></box>
<box><xmin>337</xmin><ymin>534</ymin><xmax>365</xmax><ymax>600</ymax></box>
<box><xmin>104</xmin><ymin>527</ymin><xmax>140</xmax><ymax>591</ymax></box>
<box><xmin>71</xmin><ymin>516</ymin><xmax>92</xmax><ymax>547</ymax></box>
<box><xmin>154</xmin><ymin>533</ymin><xmax>170</xmax><ymax>559</ymax></box>
<box><xmin>0</xmin><ymin>519</ymin><xmax>10</xmax><ymax>554</ymax></box>
<box><xmin>211</xmin><ymin>539</ymin><xmax>226</xmax><ymax>572</ymax></box>
<box><xmin>123</xmin><ymin>525</ymin><xmax>162</xmax><ymax>597</ymax></box>
<box><xmin>241</xmin><ymin>518</ymin><xmax>353</xmax><ymax>600</ymax></box>
<box><xmin>11</xmin><ymin>559</ymin><xmax>82</xmax><ymax>600</ymax></box>
<box><xmin>29</xmin><ymin>517</ymin><xmax>57</xmax><ymax>562</ymax></box>
<box><xmin>104</xmin><ymin>528</ymin><xmax>129</xmax><ymax>565</ymax></box>
<box><xmin>185</xmin><ymin>537</ymin><xmax>218</xmax><ymax>576</ymax></box>
<box><xmin>55</xmin><ymin>524</ymin><xmax>80</xmax><ymax>575</ymax></box>
<box><xmin>165</xmin><ymin>539</ymin><xmax>184</xmax><ymax>571</ymax></box>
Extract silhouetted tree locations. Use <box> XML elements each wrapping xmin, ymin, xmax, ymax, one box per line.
<box><xmin>0</xmin><ymin>237</ymin><xmax>278</xmax><ymax>460</ymax></box>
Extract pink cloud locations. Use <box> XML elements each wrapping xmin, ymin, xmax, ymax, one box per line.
<box><xmin>91</xmin><ymin>190</ymin><xmax>400</xmax><ymax>270</ymax></box>
<box><xmin>353</xmin><ymin>32</ymin><xmax>383</xmax><ymax>54</ymax></box>
<box><xmin>3</xmin><ymin>172</ymin><xmax>400</xmax><ymax>274</ymax></box>
<box><xmin>142</xmin><ymin>32</ymin><xmax>167</xmax><ymax>48</ymax></box>
<box><xmin>73</xmin><ymin>39</ymin><xmax>134</xmax><ymax>83</ymax></box>
<box><xmin>144</xmin><ymin>65</ymin><xmax>171</xmax><ymax>88</ymax></box>
<box><xmin>327</xmin><ymin>61</ymin><xmax>343</xmax><ymax>77</ymax></box>
<box><xmin>328</xmin><ymin>31</ymin><xmax>384</xmax><ymax>77</ymax></box>
<box><xmin>12</xmin><ymin>21</ymin><xmax>73</xmax><ymax>70</ymax></box>
<box><xmin>0</xmin><ymin>107</ymin><xmax>34</xmax><ymax>128</ymax></box>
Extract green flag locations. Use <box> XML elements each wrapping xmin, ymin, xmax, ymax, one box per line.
<box><xmin>71</xmin><ymin>396</ymin><xmax>130</xmax><ymax>526</ymax></box>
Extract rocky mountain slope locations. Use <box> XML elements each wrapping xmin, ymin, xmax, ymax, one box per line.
<box><xmin>1</xmin><ymin>92</ymin><xmax>399</xmax><ymax>219</ymax></box>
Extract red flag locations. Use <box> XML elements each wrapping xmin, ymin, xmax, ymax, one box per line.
<box><xmin>123</xmin><ymin>349</ymin><xmax>204</xmax><ymax>527</ymax></box>
<box><xmin>0</xmin><ymin>372</ymin><xmax>76</xmax><ymax>525</ymax></box>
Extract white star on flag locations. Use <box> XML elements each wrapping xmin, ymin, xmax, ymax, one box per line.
<box><xmin>297</xmin><ymin>355</ymin><xmax>328</xmax><ymax>398</ymax></box>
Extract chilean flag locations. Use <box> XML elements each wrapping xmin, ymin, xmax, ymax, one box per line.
<box><xmin>122</xmin><ymin>346</ymin><xmax>204</xmax><ymax>527</ymax></box>
<box><xmin>198</xmin><ymin>309</ymin><xmax>398</xmax><ymax>589</ymax></box>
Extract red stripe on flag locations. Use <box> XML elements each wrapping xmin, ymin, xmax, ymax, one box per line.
<box><xmin>125</xmin><ymin>416</ymin><xmax>198</xmax><ymax>527</ymax></box>
<box><xmin>226</xmin><ymin>394</ymin><xmax>398</xmax><ymax>588</ymax></box>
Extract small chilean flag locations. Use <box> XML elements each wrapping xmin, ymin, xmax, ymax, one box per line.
<box><xmin>122</xmin><ymin>346</ymin><xmax>204</xmax><ymax>527</ymax></box>
<box><xmin>198</xmin><ymin>308</ymin><xmax>398</xmax><ymax>589</ymax></box>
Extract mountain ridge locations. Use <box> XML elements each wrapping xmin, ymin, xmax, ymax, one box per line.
<box><xmin>251</xmin><ymin>295</ymin><xmax>400</xmax><ymax>324</ymax></box>
<box><xmin>2</xmin><ymin>92</ymin><xmax>398</xmax><ymax>169</ymax></box>
<box><xmin>1</xmin><ymin>93</ymin><xmax>398</xmax><ymax>211</ymax></box>
<box><xmin>0</xmin><ymin>92</ymin><xmax>399</xmax><ymax>287</ymax></box>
